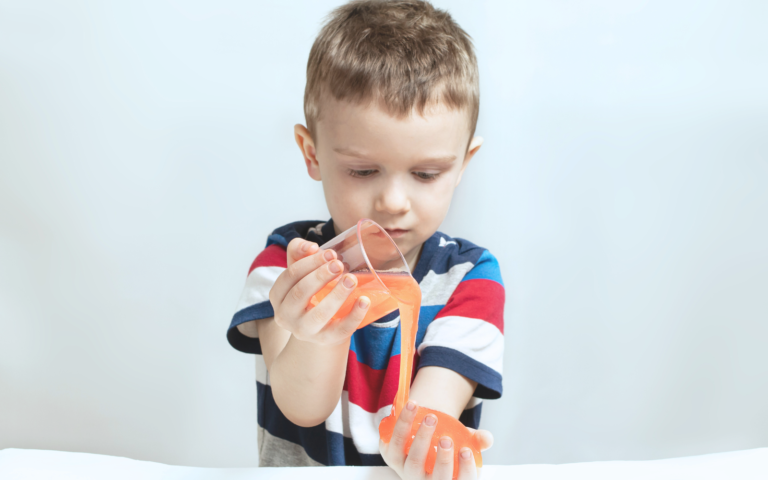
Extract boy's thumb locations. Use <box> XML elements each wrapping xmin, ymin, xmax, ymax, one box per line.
<box><xmin>287</xmin><ymin>238</ymin><xmax>319</xmax><ymax>265</ymax></box>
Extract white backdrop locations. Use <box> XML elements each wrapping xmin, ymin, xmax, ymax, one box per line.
<box><xmin>1</xmin><ymin>0</ymin><xmax>767</xmax><ymax>468</ymax></box>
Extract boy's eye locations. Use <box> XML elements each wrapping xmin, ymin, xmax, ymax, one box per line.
<box><xmin>413</xmin><ymin>171</ymin><xmax>439</xmax><ymax>181</ymax></box>
<box><xmin>348</xmin><ymin>169</ymin><xmax>377</xmax><ymax>178</ymax></box>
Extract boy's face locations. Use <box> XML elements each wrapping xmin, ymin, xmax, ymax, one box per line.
<box><xmin>295</xmin><ymin>97</ymin><xmax>482</xmax><ymax>269</ymax></box>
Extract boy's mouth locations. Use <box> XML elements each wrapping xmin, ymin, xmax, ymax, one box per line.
<box><xmin>384</xmin><ymin>228</ymin><xmax>408</xmax><ymax>238</ymax></box>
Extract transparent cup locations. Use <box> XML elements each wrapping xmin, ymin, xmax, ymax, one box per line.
<box><xmin>308</xmin><ymin>218</ymin><xmax>412</xmax><ymax>329</ymax></box>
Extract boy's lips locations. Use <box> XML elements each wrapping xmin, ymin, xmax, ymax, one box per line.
<box><xmin>384</xmin><ymin>228</ymin><xmax>409</xmax><ymax>238</ymax></box>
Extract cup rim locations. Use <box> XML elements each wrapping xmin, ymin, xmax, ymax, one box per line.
<box><xmin>355</xmin><ymin>218</ymin><xmax>412</xmax><ymax>303</ymax></box>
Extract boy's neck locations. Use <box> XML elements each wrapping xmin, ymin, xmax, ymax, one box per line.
<box><xmin>404</xmin><ymin>243</ymin><xmax>424</xmax><ymax>273</ymax></box>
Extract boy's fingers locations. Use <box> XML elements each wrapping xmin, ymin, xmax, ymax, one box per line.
<box><xmin>473</xmin><ymin>429</ymin><xmax>494</xmax><ymax>451</ymax></box>
<box><xmin>388</xmin><ymin>400</ymin><xmax>418</xmax><ymax>465</ymax></box>
<box><xmin>431</xmin><ymin>436</ymin><xmax>455</xmax><ymax>480</ymax></box>
<box><xmin>286</xmin><ymin>239</ymin><xmax>319</xmax><ymax>267</ymax></box>
<box><xmin>270</xmin><ymin>249</ymin><xmax>336</xmax><ymax>308</ymax></box>
<box><xmin>404</xmin><ymin>413</ymin><xmax>437</xmax><ymax>478</ymax></box>
<box><xmin>457</xmin><ymin>448</ymin><xmax>477</xmax><ymax>480</ymax></box>
<box><xmin>320</xmin><ymin>295</ymin><xmax>369</xmax><ymax>343</ymax></box>
<box><xmin>298</xmin><ymin>270</ymin><xmax>355</xmax><ymax>332</ymax></box>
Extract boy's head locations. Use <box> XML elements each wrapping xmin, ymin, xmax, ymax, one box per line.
<box><xmin>294</xmin><ymin>0</ymin><xmax>482</xmax><ymax>266</ymax></box>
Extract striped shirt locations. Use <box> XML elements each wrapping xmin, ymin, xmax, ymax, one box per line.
<box><xmin>227</xmin><ymin>220</ymin><xmax>505</xmax><ymax>466</ymax></box>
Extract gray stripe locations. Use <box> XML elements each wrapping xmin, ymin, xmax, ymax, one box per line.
<box><xmin>258</xmin><ymin>427</ymin><xmax>324</xmax><ymax>467</ymax></box>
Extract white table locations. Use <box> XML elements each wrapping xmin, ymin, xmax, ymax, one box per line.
<box><xmin>1</xmin><ymin>447</ymin><xmax>766</xmax><ymax>479</ymax></box>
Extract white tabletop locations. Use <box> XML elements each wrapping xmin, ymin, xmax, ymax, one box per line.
<box><xmin>1</xmin><ymin>447</ymin><xmax>766</xmax><ymax>479</ymax></box>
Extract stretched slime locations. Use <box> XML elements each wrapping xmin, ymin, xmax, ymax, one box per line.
<box><xmin>312</xmin><ymin>271</ymin><xmax>482</xmax><ymax>477</ymax></box>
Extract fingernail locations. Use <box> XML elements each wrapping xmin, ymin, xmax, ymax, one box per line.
<box><xmin>424</xmin><ymin>415</ymin><xmax>436</xmax><ymax>426</ymax></box>
<box><xmin>342</xmin><ymin>274</ymin><xmax>356</xmax><ymax>288</ymax></box>
<box><xmin>329</xmin><ymin>261</ymin><xmax>342</xmax><ymax>274</ymax></box>
<box><xmin>358</xmin><ymin>296</ymin><xmax>370</xmax><ymax>309</ymax></box>
<box><xmin>301</xmin><ymin>242</ymin><xmax>311</xmax><ymax>252</ymax></box>
<box><xmin>440</xmin><ymin>437</ymin><xmax>452</xmax><ymax>449</ymax></box>
<box><xmin>460</xmin><ymin>448</ymin><xmax>471</xmax><ymax>459</ymax></box>
<box><xmin>323</xmin><ymin>250</ymin><xmax>335</xmax><ymax>261</ymax></box>
<box><xmin>406</xmin><ymin>400</ymin><xmax>416</xmax><ymax>411</ymax></box>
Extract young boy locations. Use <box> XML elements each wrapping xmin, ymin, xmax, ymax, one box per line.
<box><xmin>227</xmin><ymin>1</ymin><xmax>504</xmax><ymax>478</ymax></box>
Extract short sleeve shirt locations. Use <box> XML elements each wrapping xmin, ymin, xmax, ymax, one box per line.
<box><xmin>227</xmin><ymin>220</ymin><xmax>505</xmax><ymax>467</ymax></box>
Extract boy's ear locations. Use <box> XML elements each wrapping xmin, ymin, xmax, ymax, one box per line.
<box><xmin>294</xmin><ymin>124</ymin><xmax>321</xmax><ymax>181</ymax></box>
<box><xmin>455</xmin><ymin>136</ymin><xmax>483</xmax><ymax>187</ymax></box>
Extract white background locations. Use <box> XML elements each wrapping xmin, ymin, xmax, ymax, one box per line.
<box><xmin>1</xmin><ymin>0</ymin><xmax>767</xmax><ymax>468</ymax></box>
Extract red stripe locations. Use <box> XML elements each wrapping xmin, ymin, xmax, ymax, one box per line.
<box><xmin>434</xmin><ymin>279</ymin><xmax>505</xmax><ymax>333</ymax></box>
<box><xmin>344</xmin><ymin>351</ymin><xmax>420</xmax><ymax>413</ymax></box>
<box><xmin>248</xmin><ymin>244</ymin><xmax>287</xmax><ymax>274</ymax></box>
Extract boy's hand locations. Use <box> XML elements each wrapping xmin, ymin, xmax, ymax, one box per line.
<box><xmin>379</xmin><ymin>400</ymin><xmax>493</xmax><ymax>480</ymax></box>
<box><xmin>269</xmin><ymin>238</ymin><xmax>370</xmax><ymax>346</ymax></box>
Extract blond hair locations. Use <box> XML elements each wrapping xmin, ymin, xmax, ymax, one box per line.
<box><xmin>304</xmin><ymin>0</ymin><xmax>479</xmax><ymax>140</ymax></box>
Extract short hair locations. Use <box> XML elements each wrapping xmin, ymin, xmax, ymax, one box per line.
<box><xmin>304</xmin><ymin>0</ymin><xmax>479</xmax><ymax>142</ymax></box>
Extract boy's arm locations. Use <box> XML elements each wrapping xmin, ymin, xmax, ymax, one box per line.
<box><xmin>408</xmin><ymin>366</ymin><xmax>477</xmax><ymax>418</ymax></box>
<box><xmin>256</xmin><ymin>316</ymin><xmax>351</xmax><ymax>427</ymax></box>
<box><xmin>238</xmin><ymin>238</ymin><xmax>370</xmax><ymax>428</ymax></box>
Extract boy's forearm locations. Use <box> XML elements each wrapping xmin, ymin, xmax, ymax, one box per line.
<box><xmin>408</xmin><ymin>366</ymin><xmax>477</xmax><ymax>419</ymax></box>
<box><xmin>270</xmin><ymin>334</ymin><xmax>350</xmax><ymax>427</ymax></box>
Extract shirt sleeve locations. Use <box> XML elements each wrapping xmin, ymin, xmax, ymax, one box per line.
<box><xmin>416</xmin><ymin>250</ymin><xmax>505</xmax><ymax>399</ymax></box>
<box><xmin>227</xmin><ymin>243</ymin><xmax>287</xmax><ymax>354</ymax></box>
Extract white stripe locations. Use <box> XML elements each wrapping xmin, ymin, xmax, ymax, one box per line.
<box><xmin>418</xmin><ymin>316</ymin><xmax>504</xmax><ymax>375</ymax></box>
<box><xmin>325</xmin><ymin>390</ymin><xmax>351</xmax><ymax>438</ymax></box>
<box><xmin>348</xmin><ymin>402</ymin><xmax>393</xmax><ymax>454</ymax></box>
<box><xmin>368</xmin><ymin>314</ymin><xmax>400</xmax><ymax>328</ymax></box>
<box><xmin>466</xmin><ymin>396</ymin><xmax>483</xmax><ymax>409</ymax></box>
<box><xmin>419</xmin><ymin>261</ymin><xmax>474</xmax><ymax>307</ymax></box>
<box><xmin>255</xmin><ymin>356</ymin><xmax>269</xmax><ymax>385</ymax></box>
<box><xmin>236</xmin><ymin>266</ymin><xmax>284</xmax><ymax>311</ymax></box>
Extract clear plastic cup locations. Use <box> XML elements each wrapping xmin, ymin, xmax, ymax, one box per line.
<box><xmin>308</xmin><ymin>218</ymin><xmax>412</xmax><ymax>329</ymax></box>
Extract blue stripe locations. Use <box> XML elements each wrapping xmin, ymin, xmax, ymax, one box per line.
<box><xmin>349</xmin><ymin>304</ymin><xmax>443</xmax><ymax>370</ymax></box>
<box><xmin>266</xmin><ymin>233</ymin><xmax>288</xmax><ymax>248</ymax></box>
<box><xmin>350</xmin><ymin>324</ymin><xmax>399</xmax><ymax>370</ymax></box>
<box><xmin>231</xmin><ymin>301</ymin><xmax>274</xmax><ymax>328</ymax></box>
<box><xmin>460</xmin><ymin>250</ymin><xmax>504</xmax><ymax>286</ymax></box>
<box><xmin>418</xmin><ymin>346</ymin><xmax>502</xmax><ymax>399</ymax></box>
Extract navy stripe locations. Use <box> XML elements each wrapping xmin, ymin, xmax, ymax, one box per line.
<box><xmin>458</xmin><ymin>402</ymin><xmax>483</xmax><ymax>429</ymax></box>
<box><xmin>426</xmin><ymin>237</ymin><xmax>486</xmax><ymax>276</ymax></box>
<box><xmin>411</xmin><ymin>234</ymin><xmax>439</xmax><ymax>283</ymax></box>
<box><xmin>227</xmin><ymin>327</ymin><xmax>262</xmax><ymax>355</ymax></box>
<box><xmin>418</xmin><ymin>346</ymin><xmax>503</xmax><ymax>399</ymax></box>
<box><xmin>257</xmin><ymin>382</ymin><xmax>329</xmax><ymax>464</ymax></box>
<box><xmin>269</xmin><ymin>220</ymin><xmax>328</xmax><ymax>247</ymax></box>
<box><xmin>226</xmin><ymin>301</ymin><xmax>274</xmax><ymax>354</ymax></box>
<box><xmin>257</xmin><ymin>381</ymin><xmax>387</xmax><ymax>466</ymax></box>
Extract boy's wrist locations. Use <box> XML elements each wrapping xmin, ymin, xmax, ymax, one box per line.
<box><xmin>285</xmin><ymin>331</ymin><xmax>351</xmax><ymax>357</ymax></box>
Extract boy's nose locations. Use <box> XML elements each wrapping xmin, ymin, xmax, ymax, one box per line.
<box><xmin>374</xmin><ymin>180</ymin><xmax>411</xmax><ymax>215</ymax></box>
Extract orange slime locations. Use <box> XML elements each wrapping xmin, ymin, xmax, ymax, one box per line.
<box><xmin>310</xmin><ymin>272</ymin><xmax>400</xmax><ymax>329</ymax></box>
<box><xmin>313</xmin><ymin>272</ymin><xmax>482</xmax><ymax>477</ymax></box>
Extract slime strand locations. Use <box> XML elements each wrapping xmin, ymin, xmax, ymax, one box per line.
<box><xmin>376</xmin><ymin>274</ymin><xmax>482</xmax><ymax>478</ymax></box>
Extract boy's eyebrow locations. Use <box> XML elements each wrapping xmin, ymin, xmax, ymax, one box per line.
<box><xmin>334</xmin><ymin>147</ymin><xmax>457</xmax><ymax>164</ymax></box>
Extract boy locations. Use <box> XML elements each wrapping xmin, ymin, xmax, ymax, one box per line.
<box><xmin>227</xmin><ymin>1</ymin><xmax>504</xmax><ymax>478</ymax></box>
